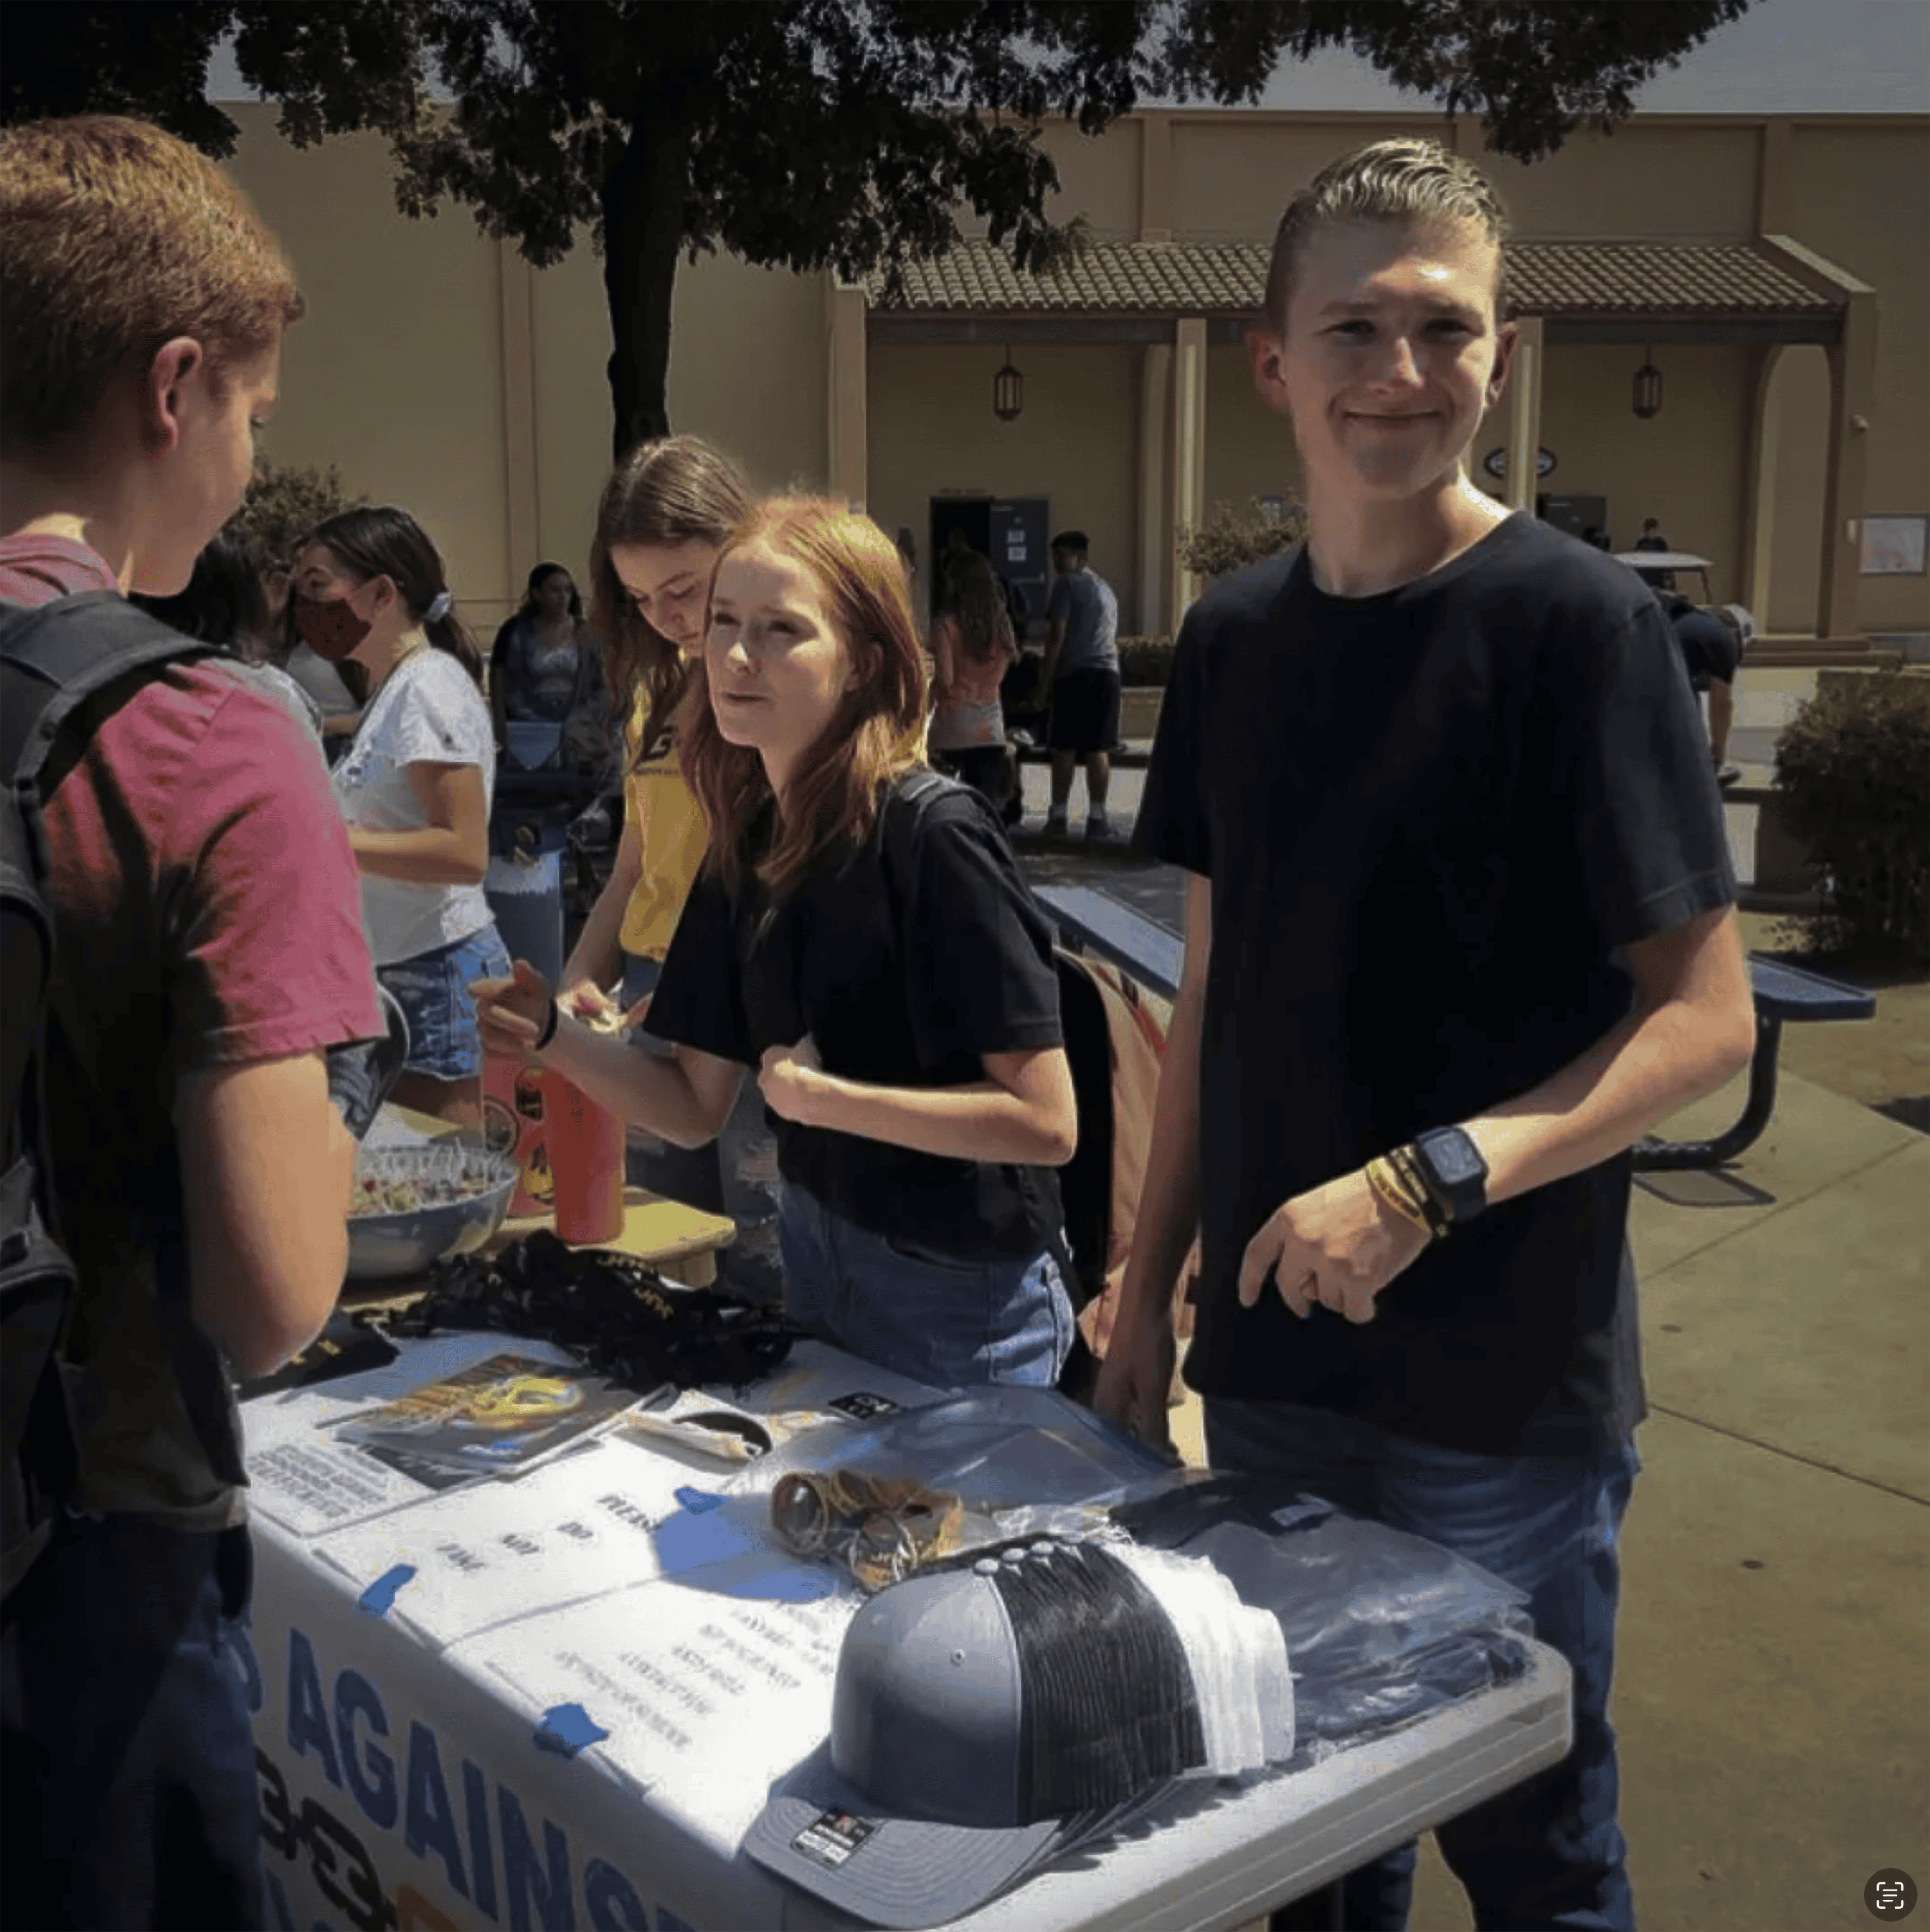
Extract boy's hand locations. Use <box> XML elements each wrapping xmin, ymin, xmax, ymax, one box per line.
<box><xmin>1237</xmin><ymin>1169</ymin><xmax>1431</xmax><ymax>1324</ymax></box>
<box><xmin>1092</xmin><ymin>1301</ymin><xmax>1178</xmax><ymax>1459</ymax></box>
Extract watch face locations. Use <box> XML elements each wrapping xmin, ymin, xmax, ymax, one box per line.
<box><xmin>1423</xmin><ymin>1130</ymin><xmax>1486</xmax><ymax>1188</ymax></box>
<box><xmin>1414</xmin><ymin>1128</ymin><xmax>1488</xmax><ymax>1223</ymax></box>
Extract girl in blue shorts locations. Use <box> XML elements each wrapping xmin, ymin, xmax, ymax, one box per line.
<box><xmin>294</xmin><ymin>506</ymin><xmax>511</xmax><ymax>1129</ymax></box>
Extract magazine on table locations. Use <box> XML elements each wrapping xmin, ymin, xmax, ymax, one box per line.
<box><xmin>332</xmin><ymin>1351</ymin><xmax>657</xmax><ymax>1477</ymax></box>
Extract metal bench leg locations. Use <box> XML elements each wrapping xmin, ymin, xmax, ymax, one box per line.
<box><xmin>1632</xmin><ymin>1013</ymin><xmax>1783</xmax><ymax>1173</ymax></box>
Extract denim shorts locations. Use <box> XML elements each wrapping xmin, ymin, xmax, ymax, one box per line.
<box><xmin>778</xmin><ymin>1185</ymin><xmax>1074</xmax><ymax>1390</ymax></box>
<box><xmin>376</xmin><ymin>923</ymin><xmax>512</xmax><ymax>1082</ymax></box>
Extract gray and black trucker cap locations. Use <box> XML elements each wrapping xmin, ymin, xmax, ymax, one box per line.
<box><xmin>746</xmin><ymin>1538</ymin><xmax>1221</xmax><ymax>1929</ymax></box>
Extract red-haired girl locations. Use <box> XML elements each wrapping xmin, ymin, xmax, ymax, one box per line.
<box><xmin>478</xmin><ymin>500</ymin><xmax>1077</xmax><ymax>1388</ymax></box>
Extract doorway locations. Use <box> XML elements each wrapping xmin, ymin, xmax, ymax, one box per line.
<box><xmin>928</xmin><ymin>493</ymin><xmax>1050</xmax><ymax>640</ymax></box>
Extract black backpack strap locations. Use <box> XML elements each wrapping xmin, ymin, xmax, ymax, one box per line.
<box><xmin>0</xmin><ymin>591</ymin><xmax>222</xmax><ymax>793</ymax></box>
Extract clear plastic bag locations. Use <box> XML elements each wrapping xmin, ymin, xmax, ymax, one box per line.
<box><xmin>726</xmin><ymin>1386</ymin><xmax>1174</xmax><ymax>1590</ymax></box>
<box><xmin>1112</xmin><ymin>1473</ymin><xmax>1534</xmax><ymax>1751</ymax></box>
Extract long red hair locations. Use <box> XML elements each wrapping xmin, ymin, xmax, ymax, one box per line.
<box><xmin>678</xmin><ymin>498</ymin><xmax>928</xmax><ymax>894</ymax></box>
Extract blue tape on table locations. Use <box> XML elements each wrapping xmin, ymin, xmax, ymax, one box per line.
<box><xmin>358</xmin><ymin>1565</ymin><xmax>417</xmax><ymax>1617</ymax></box>
<box><xmin>675</xmin><ymin>1486</ymin><xmax>728</xmax><ymax>1514</ymax></box>
<box><xmin>535</xmin><ymin>1703</ymin><xmax>610</xmax><ymax>1758</ymax></box>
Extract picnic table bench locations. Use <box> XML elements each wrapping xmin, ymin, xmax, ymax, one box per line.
<box><xmin>1032</xmin><ymin>883</ymin><xmax>1877</xmax><ymax>1175</ymax></box>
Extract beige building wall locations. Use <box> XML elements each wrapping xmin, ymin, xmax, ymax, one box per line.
<box><xmin>1201</xmin><ymin>346</ymin><xmax>1302</xmax><ymax>519</ymax></box>
<box><xmin>230</xmin><ymin>111</ymin><xmax>515</xmax><ymax>630</ymax></box>
<box><xmin>1763</xmin><ymin>347</ymin><xmax>1833</xmax><ymax>634</ymax></box>
<box><xmin>1786</xmin><ymin>123</ymin><xmax>1930</xmax><ymax>635</ymax></box>
<box><xmin>864</xmin><ymin>343</ymin><xmax>1142</xmax><ymax>627</ymax></box>
<box><xmin>1471</xmin><ymin>122</ymin><xmax>1762</xmax><ymax>237</ymax></box>
<box><xmin>227</xmin><ymin>104</ymin><xmax>828</xmax><ymax>636</ymax></box>
<box><xmin>524</xmin><ymin>243</ymin><xmax>831</xmax><ymax>600</ymax></box>
<box><xmin>1168</xmin><ymin>117</ymin><xmax>1442</xmax><ymax>238</ymax></box>
<box><xmin>225</xmin><ymin>100</ymin><xmax>1925</xmax><ymax>644</ymax></box>
<box><xmin>1536</xmin><ymin>345</ymin><xmax>1754</xmax><ymax>598</ymax></box>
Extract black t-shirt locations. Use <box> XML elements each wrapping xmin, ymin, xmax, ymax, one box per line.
<box><xmin>1138</xmin><ymin>515</ymin><xmax>1736</xmax><ymax>1455</ymax></box>
<box><xmin>645</xmin><ymin>772</ymin><xmax>1065</xmax><ymax>1262</ymax></box>
<box><xmin>1671</xmin><ymin>607</ymin><xmax>1741</xmax><ymax>692</ymax></box>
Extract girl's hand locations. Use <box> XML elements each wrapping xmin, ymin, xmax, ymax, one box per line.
<box><xmin>558</xmin><ymin>976</ymin><xmax>615</xmax><ymax>1023</ymax></box>
<box><xmin>758</xmin><ymin>1035</ymin><xmax>826</xmax><ymax>1125</ymax></box>
<box><xmin>471</xmin><ymin>960</ymin><xmax>556</xmax><ymax>1061</ymax></box>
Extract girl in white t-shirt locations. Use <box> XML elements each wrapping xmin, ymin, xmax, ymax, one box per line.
<box><xmin>291</xmin><ymin>507</ymin><xmax>510</xmax><ymax>1128</ymax></box>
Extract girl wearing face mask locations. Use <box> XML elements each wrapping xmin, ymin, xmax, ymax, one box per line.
<box><xmin>477</xmin><ymin>500</ymin><xmax>1080</xmax><ymax>1391</ymax></box>
<box><xmin>293</xmin><ymin>506</ymin><xmax>509</xmax><ymax>1129</ymax></box>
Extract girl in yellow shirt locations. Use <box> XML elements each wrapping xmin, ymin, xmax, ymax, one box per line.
<box><xmin>557</xmin><ymin>437</ymin><xmax>769</xmax><ymax>1269</ymax></box>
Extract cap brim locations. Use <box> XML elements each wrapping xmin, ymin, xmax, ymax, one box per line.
<box><xmin>746</xmin><ymin>1739</ymin><xmax>1076</xmax><ymax>1929</ymax></box>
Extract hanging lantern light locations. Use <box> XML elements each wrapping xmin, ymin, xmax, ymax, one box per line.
<box><xmin>1632</xmin><ymin>346</ymin><xmax>1663</xmax><ymax>420</ymax></box>
<box><xmin>993</xmin><ymin>346</ymin><xmax>1023</xmax><ymax>422</ymax></box>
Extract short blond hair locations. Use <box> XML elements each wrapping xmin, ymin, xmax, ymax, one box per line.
<box><xmin>0</xmin><ymin>116</ymin><xmax>302</xmax><ymax>452</ymax></box>
<box><xmin>1264</xmin><ymin>136</ymin><xmax>1511</xmax><ymax>329</ymax></box>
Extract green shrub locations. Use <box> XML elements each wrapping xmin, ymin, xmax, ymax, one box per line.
<box><xmin>1773</xmin><ymin>669</ymin><xmax>1930</xmax><ymax>964</ymax></box>
<box><xmin>1117</xmin><ymin>635</ymin><xmax>1176</xmax><ymax>687</ymax></box>
<box><xmin>230</xmin><ymin>460</ymin><xmax>366</xmax><ymax>575</ymax></box>
<box><xmin>1177</xmin><ymin>495</ymin><xmax>1308</xmax><ymax>581</ymax></box>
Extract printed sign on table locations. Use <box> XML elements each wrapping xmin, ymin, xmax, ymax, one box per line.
<box><xmin>444</xmin><ymin>1550</ymin><xmax>864</xmax><ymax>1858</ymax></box>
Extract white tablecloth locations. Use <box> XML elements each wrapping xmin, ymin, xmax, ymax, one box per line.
<box><xmin>239</xmin><ymin>1332</ymin><xmax>1570</xmax><ymax>1932</ymax></box>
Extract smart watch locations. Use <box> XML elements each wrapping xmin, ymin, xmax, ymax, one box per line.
<box><xmin>1408</xmin><ymin>1127</ymin><xmax>1490</xmax><ymax>1226</ymax></box>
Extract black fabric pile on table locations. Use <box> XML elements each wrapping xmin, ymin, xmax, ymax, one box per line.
<box><xmin>382</xmin><ymin>1229</ymin><xmax>811</xmax><ymax>1394</ymax></box>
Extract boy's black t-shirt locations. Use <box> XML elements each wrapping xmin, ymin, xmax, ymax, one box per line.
<box><xmin>645</xmin><ymin>772</ymin><xmax>1065</xmax><ymax>1263</ymax></box>
<box><xmin>1138</xmin><ymin>514</ymin><xmax>1736</xmax><ymax>1455</ymax></box>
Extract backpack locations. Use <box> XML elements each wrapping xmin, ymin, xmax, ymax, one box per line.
<box><xmin>881</xmin><ymin>773</ymin><xmax>1187</xmax><ymax>1377</ymax></box>
<box><xmin>0</xmin><ymin>591</ymin><xmax>217</xmax><ymax>1599</ymax></box>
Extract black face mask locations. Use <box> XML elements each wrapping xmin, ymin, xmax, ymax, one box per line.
<box><xmin>291</xmin><ymin>591</ymin><xmax>373</xmax><ymax>663</ymax></box>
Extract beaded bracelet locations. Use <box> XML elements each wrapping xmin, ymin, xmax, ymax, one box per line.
<box><xmin>1367</xmin><ymin>1154</ymin><xmax>1446</xmax><ymax>1241</ymax></box>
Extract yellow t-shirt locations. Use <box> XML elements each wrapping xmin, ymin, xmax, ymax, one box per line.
<box><xmin>619</xmin><ymin>703</ymin><xmax>709</xmax><ymax>962</ymax></box>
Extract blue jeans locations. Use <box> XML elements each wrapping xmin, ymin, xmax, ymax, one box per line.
<box><xmin>779</xmin><ymin>1186</ymin><xmax>1074</xmax><ymax>1390</ymax></box>
<box><xmin>1204</xmin><ymin>1398</ymin><xmax>1639</xmax><ymax>1932</ymax></box>
<box><xmin>377</xmin><ymin>922</ymin><xmax>512</xmax><ymax>1081</ymax></box>
<box><xmin>0</xmin><ymin>1518</ymin><xmax>264</xmax><ymax>1930</ymax></box>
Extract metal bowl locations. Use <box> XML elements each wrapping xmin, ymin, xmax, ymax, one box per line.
<box><xmin>347</xmin><ymin>1140</ymin><xmax>519</xmax><ymax>1282</ymax></box>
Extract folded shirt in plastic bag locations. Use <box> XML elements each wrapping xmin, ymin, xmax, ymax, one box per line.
<box><xmin>1111</xmin><ymin>1473</ymin><xmax>1534</xmax><ymax>1754</ymax></box>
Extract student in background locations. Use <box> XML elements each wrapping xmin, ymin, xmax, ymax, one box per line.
<box><xmin>132</xmin><ymin>525</ymin><xmax>326</xmax><ymax>749</ymax></box>
<box><xmin>295</xmin><ymin>505</ymin><xmax>509</xmax><ymax>1130</ymax></box>
<box><xmin>488</xmin><ymin>560</ymin><xmax>607</xmax><ymax>766</ymax></box>
<box><xmin>1041</xmin><ymin>529</ymin><xmax>1123</xmax><ymax>842</ymax></box>
<box><xmin>928</xmin><ymin>545</ymin><xmax>1019</xmax><ymax>818</ymax></box>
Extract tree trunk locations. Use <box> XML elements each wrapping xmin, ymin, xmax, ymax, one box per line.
<box><xmin>601</xmin><ymin>112</ymin><xmax>691</xmax><ymax>461</ymax></box>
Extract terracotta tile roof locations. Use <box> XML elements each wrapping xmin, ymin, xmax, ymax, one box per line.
<box><xmin>1513</xmin><ymin>242</ymin><xmax>1837</xmax><ymax>316</ymax></box>
<box><xmin>863</xmin><ymin>238</ymin><xmax>1838</xmax><ymax>319</ymax></box>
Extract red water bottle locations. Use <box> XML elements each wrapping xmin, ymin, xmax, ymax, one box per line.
<box><xmin>544</xmin><ymin>1071</ymin><xmax>625</xmax><ymax>1245</ymax></box>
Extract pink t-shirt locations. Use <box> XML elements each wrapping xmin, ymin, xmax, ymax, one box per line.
<box><xmin>0</xmin><ymin>534</ymin><xmax>383</xmax><ymax>1525</ymax></box>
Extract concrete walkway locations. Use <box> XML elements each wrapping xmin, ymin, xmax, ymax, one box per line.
<box><xmin>1016</xmin><ymin>844</ymin><xmax>1930</xmax><ymax>1932</ymax></box>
